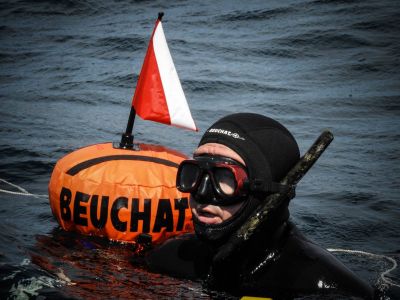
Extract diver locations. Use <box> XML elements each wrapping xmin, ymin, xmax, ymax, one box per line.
<box><xmin>145</xmin><ymin>113</ymin><xmax>375</xmax><ymax>299</ymax></box>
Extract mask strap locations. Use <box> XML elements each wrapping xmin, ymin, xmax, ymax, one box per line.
<box><xmin>249</xmin><ymin>179</ymin><xmax>295</xmax><ymax>194</ymax></box>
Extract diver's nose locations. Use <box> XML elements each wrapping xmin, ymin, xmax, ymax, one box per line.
<box><xmin>197</xmin><ymin>174</ymin><xmax>213</xmax><ymax>196</ymax></box>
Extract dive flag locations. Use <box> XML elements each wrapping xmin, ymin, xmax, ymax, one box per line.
<box><xmin>132</xmin><ymin>17</ymin><xmax>197</xmax><ymax>131</ymax></box>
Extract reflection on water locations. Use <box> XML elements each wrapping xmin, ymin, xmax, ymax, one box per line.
<box><xmin>8</xmin><ymin>229</ymin><xmax>207</xmax><ymax>299</ymax></box>
<box><xmin>0</xmin><ymin>226</ymin><xmax>395</xmax><ymax>299</ymax></box>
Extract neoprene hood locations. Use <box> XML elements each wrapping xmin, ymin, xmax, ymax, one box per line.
<box><xmin>192</xmin><ymin>113</ymin><xmax>300</xmax><ymax>244</ymax></box>
<box><xmin>198</xmin><ymin>113</ymin><xmax>300</xmax><ymax>187</ymax></box>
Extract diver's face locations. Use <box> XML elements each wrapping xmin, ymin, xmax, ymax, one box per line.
<box><xmin>189</xmin><ymin>143</ymin><xmax>246</xmax><ymax>225</ymax></box>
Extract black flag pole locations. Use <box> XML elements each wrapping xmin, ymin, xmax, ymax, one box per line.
<box><xmin>118</xmin><ymin>12</ymin><xmax>164</xmax><ymax>149</ymax></box>
<box><xmin>119</xmin><ymin>106</ymin><xmax>136</xmax><ymax>149</ymax></box>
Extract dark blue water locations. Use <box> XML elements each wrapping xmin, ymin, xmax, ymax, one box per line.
<box><xmin>1</xmin><ymin>0</ymin><xmax>399</xmax><ymax>298</ymax></box>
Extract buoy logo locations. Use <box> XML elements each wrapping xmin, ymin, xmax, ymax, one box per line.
<box><xmin>59</xmin><ymin>187</ymin><xmax>190</xmax><ymax>234</ymax></box>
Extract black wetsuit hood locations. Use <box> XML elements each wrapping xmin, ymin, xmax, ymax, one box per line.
<box><xmin>198</xmin><ymin>113</ymin><xmax>300</xmax><ymax>189</ymax></box>
<box><xmin>193</xmin><ymin>113</ymin><xmax>299</xmax><ymax>244</ymax></box>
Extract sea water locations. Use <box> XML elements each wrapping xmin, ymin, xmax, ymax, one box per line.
<box><xmin>0</xmin><ymin>0</ymin><xmax>399</xmax><ymax>298</ymax></box>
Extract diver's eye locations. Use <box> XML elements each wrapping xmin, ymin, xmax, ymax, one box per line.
<box><xmin>178</xmin><ymin>163</ymin><xmax>201</xmax><ymax>191</ymax></box>
<box><xmin>214</xmin><ymin>168</ymin><xmax>236</xmax><ymax>196</ymax></box>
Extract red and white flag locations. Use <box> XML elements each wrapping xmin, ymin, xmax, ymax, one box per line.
<box><xmin>132</xmin><ymin>17</ymin><xmax>197</xmax><ymax>131</ymax></box>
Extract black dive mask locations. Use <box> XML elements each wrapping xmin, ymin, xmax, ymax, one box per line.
<box><xmin>177</xmin><ymin>155</ymin><xmax>249</xmax><ymax>206</ymax></box>
<box><xmin>177</xmin><ymin>155</ymin><xmax>290</xmax><ymax>206</ymax></box>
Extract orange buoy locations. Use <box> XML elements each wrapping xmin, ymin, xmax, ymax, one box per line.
<box><xmin>48</xmin><ymin>142</ymin><xmax>193</xmax><ymax>244</ymax></box>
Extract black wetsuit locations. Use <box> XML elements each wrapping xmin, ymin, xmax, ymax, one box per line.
<box><xmin>145</xmin><ymin>221</ymin><xmax>375</xmax><ymax>299</ymax></box>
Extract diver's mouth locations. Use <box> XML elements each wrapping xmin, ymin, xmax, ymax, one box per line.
<box><xmin>196</xmin><ymin>209</ymin><xmax>221</xmax><ymax>225</ymax></box>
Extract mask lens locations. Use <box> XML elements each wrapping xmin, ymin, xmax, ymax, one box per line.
<box><xmin>178</xmin><ymin>163</ymin><xmax>201</xmax><ymax>191</ymax></box>
<box><xmin>214</xmin><ymin>167</ymin><xmax>237</xmax><ymax>196</ymax></box>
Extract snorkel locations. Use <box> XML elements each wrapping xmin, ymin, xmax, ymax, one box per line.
<box><xmin>207</xmin><ymin>130</ymin><xmax>334</xmax><ymax>286</ymax></box>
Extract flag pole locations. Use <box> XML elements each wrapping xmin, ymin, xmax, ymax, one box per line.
<box><xmin>119</xmin><ymin>12</ymin><xmax>164</xmax><ymax>149</ymax></box>
<box><xmin>119</xmin><ymin>106</ymin><xmax>136</xmax><ymax>149</ymax></box>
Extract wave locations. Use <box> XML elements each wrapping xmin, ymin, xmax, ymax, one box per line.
<box><xmin>0</xmin><ymin>146</ymin><xmax>43</xmax><ymax>159</ymax></box>
<box><xmin>312</xmin><ymin>0</ymin><xmax>365</xmax><ymax>5</ymax></box>
<box><xmin>0</xmin><ymin>160</ymin><xmax>54</xmax><ymax>180</ymax></box>
<box><xmin>247</xmin><ymin>46</ymin><xmax>316</xmax><ymax>59</ymax></box>
<box><xmin>183</xmin><ymin>78</ymin><xmax>296</xmax><ymax>94</ymax></box>
<box><xmin>2</xmin><ymin>0</ymin><xmax>105</xmax><ymax>17</ymax></box>
<box><xmin>329</xmin><ymin>95</ymin><xmax>400</xmax><ymax>114</ymax></box>
<box><xmin>351</xmin><ymin>14</ymin><xmax>400</xmax><ymax>33</ymax></box>
<box><xmin>102</xmin><ymin>73</ymin><xmax>138</xmax><ymax>89</ymax></box>
<box><xmin>0</xmin><ymin>51</ymin><xmax>42</xmax><ymax>64</ymax></box>
<box><xmin>0</xmin><ymin>25</ymin><xmax>16</xmax><ymax>34</ymax></box>
<box><xmin>93</xmin><ymin>36</ymin><xmax>146</xmax><ymax>54</ymax></box>
<box><xmin>274</xmin><ymin>30</ymin><xmax>371</xmax><ymax>50</ymax></box>
<box><xmin>216</xmin><ymin>7</ymin><xmax>296</xmax><ymax>22</ymax></box>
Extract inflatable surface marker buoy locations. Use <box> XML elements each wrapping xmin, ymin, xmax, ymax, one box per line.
<box><xmin>48</xmin><ymin>142</ymin><xmax>193</xmax><ymax>244</ymax></box>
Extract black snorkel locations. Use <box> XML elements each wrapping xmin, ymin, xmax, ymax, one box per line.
<box><xmin>207</xmin><ymin>130</ymin><xmax>334</xmax><ymax>286</ymax></box>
